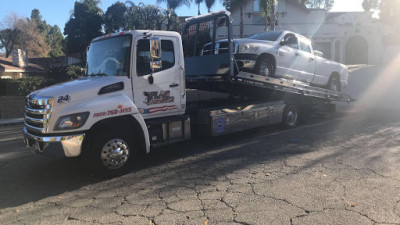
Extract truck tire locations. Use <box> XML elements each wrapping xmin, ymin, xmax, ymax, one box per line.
<box><xmin>254</xmin><ymin>57</ymin><xmax>275</xmax><ymax>77</ymax></box>
<box><xmin>86</xmin><ymin>128</ymin><xmax>137</xmax><ymax>176</ymax></box>
<box><xmin>282</xmin><ymin>104</ymin><xmax>299</xmax><ymax>128</ymax></box>
<box><xmin>327</xmin><ymin>75</ymin><xmax>341</xmax><ymax>92</ymax></box>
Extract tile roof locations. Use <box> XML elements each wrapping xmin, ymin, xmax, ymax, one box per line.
<box><xmin>0</xmin><ymin>56</ymin><xmax>48</xmax><ymax>73</ymax></box>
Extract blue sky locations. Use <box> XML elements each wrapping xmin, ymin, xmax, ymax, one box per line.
<box><xmin>0</xmin><ymin>0</ymin><xmax>363</xmax><ymax>32</ymax></box>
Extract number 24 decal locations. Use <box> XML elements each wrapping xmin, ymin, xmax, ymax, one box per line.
<box><xmin>57</xmin><ymin>95</ymin><xmax>71</xmax><ymax>103</ymax></box>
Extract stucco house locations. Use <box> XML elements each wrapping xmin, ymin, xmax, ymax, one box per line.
<box><xmin>225</xmin><ymin>0</ymin><xmax>395</xmax><ymax>65</ymax></box>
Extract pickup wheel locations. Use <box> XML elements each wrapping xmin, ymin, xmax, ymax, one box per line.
<box><xmin>282</xmin><ymin>104</ymin><xmax>299</xmax><ymax>129</ymax></box>
<box><xmin>327</xmin><ymin>75</ymin><xmax>341</xmax><ymax>92</ymax></box>
<box><xmin>254</xmin><ymin>57</ymin><xmax>275</xmax><ymax>77</ymax></box>
<box><xmin>86</xmin><ymin>128</ymin><xmax>136</xmax><ymax>176</ymax></box>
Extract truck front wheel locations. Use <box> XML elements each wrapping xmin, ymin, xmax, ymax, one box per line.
<box><xmin>86</xmin><ymin>128</ymin><xmax>137</xmax><ymax>176</ymax></box>
<box><xmin>254</xmin><ymin>57</ymin><xmax>275</xmax><ymax>77</ymax></box>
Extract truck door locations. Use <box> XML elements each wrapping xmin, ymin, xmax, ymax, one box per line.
<box><xmin>132</xmin><ymin>35</ymin><xmax>184</xmax><ymax>119</ymax></box>
<box><xmin>276</xmin><ymin>33</ymin><xmax>302</xmax><ymax>80</ymax></box>
<box><xmin>296</xmin><ymin>38</ymin><xmax>316</xmax><ymax>83</ymax></box>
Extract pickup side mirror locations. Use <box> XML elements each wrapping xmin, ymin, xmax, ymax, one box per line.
<box><xmin>314</xmin><ymin>50</ymin><xmax>323</xmax><ymax>57</ymax></box>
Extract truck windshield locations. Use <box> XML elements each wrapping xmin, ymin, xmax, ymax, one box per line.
<box><xmin>87</xmin><ymin>35</ymin><xmax>132</xmax><ymax>77</ymax></box>
<box><xmin>248</xmin><ymin>31</ymin><xmax>282</xmax><ymax>41</ymax></box>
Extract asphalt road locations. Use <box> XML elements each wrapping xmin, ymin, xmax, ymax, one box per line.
<box><xmin>1</xmin><ymin>65</ymin><xmax>400</xmax><ymax>224</ymax></box>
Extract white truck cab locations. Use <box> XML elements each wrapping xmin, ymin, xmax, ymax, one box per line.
<box><xmin>24</xmin><ymin>30</ymin><xmax>190</xmax><ymax>174</ymax></box>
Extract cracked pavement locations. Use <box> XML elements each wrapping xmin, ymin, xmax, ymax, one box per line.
<box><xmin>1</xmin><ymin>65</ymin><xmax>400</xmax><ymax>224</ymax></box>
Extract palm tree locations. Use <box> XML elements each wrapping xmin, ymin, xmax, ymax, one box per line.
<box><xmin>259</xmin><ymin>0</ymin><xmax>277</xmax><ymax>31</ymax></box>
<box><xmin>230</xmin><ymin>0</ymin><xmax>244</xmax><ymax>38</ymax></box>
<box><xmin>157</xmin><ymin>0</ymin><xmax>190</xmax><ymax>11</ymax></box>
<box><xmin>194</xmin><ymin>0</ymin><xmax>203</xmax><ymax>15</ymax></box>
<box><xmin>205</xmin><ymin>0</ymin><xmax>215</xmax><ymax>13</ymax></box>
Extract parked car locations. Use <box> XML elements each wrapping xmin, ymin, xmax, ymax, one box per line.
<box><xmin>202</xmin><ymin>30</ymin><xmax>349</xmax><ymax>92</ymax></box>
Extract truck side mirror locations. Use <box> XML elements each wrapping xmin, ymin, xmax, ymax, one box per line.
<box><xmin>149</xmin><ymin>37</ymin><xmax>162</xmax><ymax>84</ymax></box>
<box><xmin>314</xmin><ymin>50</ymin><xmax>323</xmax><ymax>57</ymax></box>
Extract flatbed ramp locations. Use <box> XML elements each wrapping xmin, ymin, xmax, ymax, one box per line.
<box><xmin>232</xmin><ymin>72</ymin><xmax>354</xmax><ymax>102</ymax></box>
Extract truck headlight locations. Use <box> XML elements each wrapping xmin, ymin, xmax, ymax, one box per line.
<box><xmin>54</xmin><ymin>112</ymin><xmax>90</xmax><ymax>130</ymax></box>
<box><xmin>239</xmin><ymin>44</ymin><xmax>258</xmax><ymax>54</ymax></box>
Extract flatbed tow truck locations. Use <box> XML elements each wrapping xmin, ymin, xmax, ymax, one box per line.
<box><xmin>23</xmin><ymin>11</ymin><xmax>353</xmax><ymax>175</ymax></box>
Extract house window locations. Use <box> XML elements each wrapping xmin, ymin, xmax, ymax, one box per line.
<box><xmin>254</xmin><ymin>0</ymin><xmax>260</xmax><ymax>12</ymax></box>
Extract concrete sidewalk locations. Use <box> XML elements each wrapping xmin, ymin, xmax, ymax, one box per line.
<box><xmin>0</xmin><ymin>118</ymin><xmax>24</xmax><ymax>126</ymax></box>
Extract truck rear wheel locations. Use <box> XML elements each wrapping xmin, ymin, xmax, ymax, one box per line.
<box><xmin>327</xmin><ymin>75</ymin><xmax>341</xmax><ymax>92</ymax></box>
<box><xmin>86</xmin><ymin>128</ymin><xmax>136</xmax><ymax>176</ymax></box>
<box><xmin>282</xmin><ymin>104</ymin><xmax>299</xmax><ymax>128</ymax></box>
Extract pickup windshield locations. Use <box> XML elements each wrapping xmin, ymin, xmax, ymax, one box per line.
<box><xmin>247</xmin><ymin>31</ymin><xmax>282</xmax><ymax>41</ymax></box>
<box><xmin>87</xmin><ymin>35</ymin><xmax>132</xmax><ymax>77</ymax></box>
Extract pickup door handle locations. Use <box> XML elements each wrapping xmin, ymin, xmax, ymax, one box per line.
<box><xmin>309</xmin><ymin>57</ymin><xmax>315</xmax><ymax>61</ymax></box>
<box><xmin>169</xmin><ymin>83</ymin><xmax>179</xmax><ymax>87</ymax></box>
<box><xmin>295</xmin><ymin>52</ymin><xmax>300</xmax><ymax>56</ymax></box>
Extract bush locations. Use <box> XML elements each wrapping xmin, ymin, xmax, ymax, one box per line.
<box><xmin>66</xmin><ymin>65</ymin><xmax>84</xmax><ymax>80</ymax></box>
<box><xmin>1</xmin><ymin>64</ymin><xmax>85</xmax><ymax>97</ymax></box>
<box><xmin>46</xmin><ymin>65</ymin><xmax>84</xmax><ymax>83</ymax></box>
<box><xmin>16</xmin><ymin>77</ymin><xmax>47</xmax><ymax>96</ymax></box>
<box><xmin>0</xmin><ymin>79</ymin><xmax>7</xmax><ymax>96</ymax></box>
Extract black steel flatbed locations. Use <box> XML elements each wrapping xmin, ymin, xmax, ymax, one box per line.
<box><xmin>232</xmin><ymin>72</ymin><xmax>354</xmax><ymax>102</ymax></box>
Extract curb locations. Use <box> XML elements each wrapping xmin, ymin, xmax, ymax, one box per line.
<box><xmin>0</xmin><ymin>118</ymin><xmax>24</xmax><ymax>127</ymax></box>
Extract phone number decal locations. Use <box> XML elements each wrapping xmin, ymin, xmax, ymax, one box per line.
<box><xmin>93</xmin><ymin>107</ymin><xmax>132</xmax><ymax>118</ymax></box>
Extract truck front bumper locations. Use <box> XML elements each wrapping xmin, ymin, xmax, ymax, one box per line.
<box><xmin>23</xmin><ymin>127</ymin><xmax>85</xmax><ymax>157</ymax></box>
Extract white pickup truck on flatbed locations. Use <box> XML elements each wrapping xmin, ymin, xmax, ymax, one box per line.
<box><xmin>23</xmin><ymin>11</ymin><xmax>352</xmax><ymax>175</ymax></box>
<box><xmin>203</xmin><ymin>30</ymin><xmax>349</xmax><ymax>92</ymax></box>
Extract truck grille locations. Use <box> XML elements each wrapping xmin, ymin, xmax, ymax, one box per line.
<box><xmin>25</xmin><ymin>96</ymin><xmax>54</xmax><ymax>134</ymax></box>
<box><xmin>202</xmin><ymin>41</ymin><xmax>238</xmax><ymax>55</ymax></box>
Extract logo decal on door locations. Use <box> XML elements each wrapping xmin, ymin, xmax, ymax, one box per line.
<box><xmin>143</xmin><ymin>91</ymin><xmax>174</xmax><ymax>105</ymax></box>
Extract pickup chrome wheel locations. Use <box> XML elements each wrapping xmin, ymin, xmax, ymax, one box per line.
<box><xmin>255</xmin><ymin>57</ymin><xmax>275</xmax><ymax>77</ymax></box>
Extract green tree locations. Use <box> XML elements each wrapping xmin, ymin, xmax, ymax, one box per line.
<box><xmin>125</xmin><ymin>1</ymin><xmax>140</xmax><ymax>30</ymax></box>
<box><xmin>156</xmin><ymin>0</ymin><xmax>190</xmax><ymax>11</ymax></box>
<box><xmin>258</xmin><ymin>0</ymin><xmax>277</xmax><ymax>31</ymax></box>
<box><xmin>164</xmin><ymin>9</ymin><xmax>179</xmax><ymax>31</ymax></box>
<box><xmin>380</xmin><ymin>0</ymin><xmax>400</xmax><ymax>26</ymax></box>
<box><xmin>362</xmin><ymin>0</ymin><xmax>379</xmax><ymax>11</ymax></box>
<box><xmin>0</xmin><ymin>13</ymin><xmax>50</xmax><ymax>58</ymax></box>
<box><xmin>16</xmin><ymin>18</ymin><xmax>51</xmax><ymax>57</ymax></box>
<box><xmin>0</xmin><ymin>14</ymin><xmax>20</xmax><ymax>58</ymax></box>
<box><xmin>104</xmin><ymin>1</ymin><xmax>127</xmax><ymax>34</ymax></box>
<box><xmin>64</xmin><ymin>0</ymin><xmax>104</xmax><ymax>54</ymax></box>
<box><xmin>47</xmin><ymin>25</ymin><xmax>65</xmax><ymax>57</ymax></box>
<box><xmin>137</xmin><ymin>3</ymin><xmax>165</xmax><ymax>30</ymax></box>
<box><xmin>0</xmin><ymin>28</ymin><xmax>19</xmax><ymax>58</ymax></box>
<box><xmin>292</xmin><ymin>0</ymin><xmax>334</xmax><ymax>10</ymax></box>
<box><xmin>30</xmin><ymin>9</ymin><xmax>48</xmax><ymax>33</ymax></box>
<box><xmin>230</xmin><ymin>0</ymin><xmax>245</xmax><ymax>38</ymax></box>
<box><xmin>205</xmin><ymin>0</ymin><xmax>216</xmax><ymax>13</ymax></box>
<box><xmin>30</xmin><ymin>9</ymin><xmax>65</xmax><ymax>57</ymax></box>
